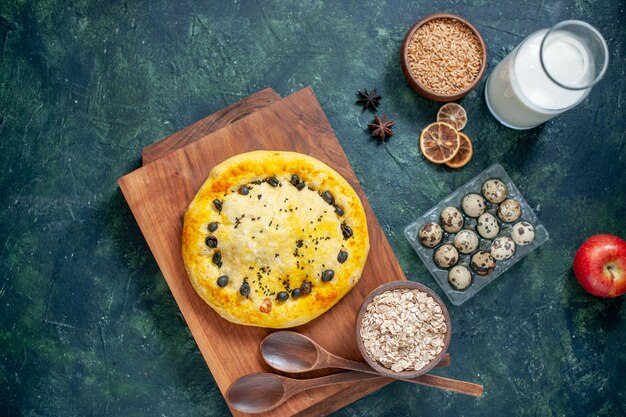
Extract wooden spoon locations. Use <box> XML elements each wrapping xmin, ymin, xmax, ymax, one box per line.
<box><xmin>260</xmin><ymin>331</ymin><xmax>482</xmax><ymax>396</ymax></box>
<box><xmin>261</xmin><ymin>330</ymin><xmax>450</xmax><ymax>374</ymax></box>
<box><xmin>226</xmin><ymin>371</ymin><xmax>380</xmax><ymax>414</ymax></box>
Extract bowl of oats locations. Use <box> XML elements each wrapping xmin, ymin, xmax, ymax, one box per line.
<box><xmin>400</xmin><ymin>13</ymin><xmax>487</xmax><ymax>101</ymax></box>
<box><xmin>356</xmin><ymin>281</ymin><xmax>451</xmax><ymax>379</ymax></box>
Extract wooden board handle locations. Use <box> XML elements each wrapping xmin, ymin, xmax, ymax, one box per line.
<box><xmin>411</xmin><ymin>374</ymin><xmax>484</xmax><ymax>397</ymax></box>
<box><xmin>141</xmin><ymin>88</ymin><xmax>281</xmax><ymax>164</ymax></box>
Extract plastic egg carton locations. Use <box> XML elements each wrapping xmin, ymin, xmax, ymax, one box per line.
<box><xmin>404</xmin><ymin>163</ymin><xmax>549</xmax><ymax>306</ymax></box>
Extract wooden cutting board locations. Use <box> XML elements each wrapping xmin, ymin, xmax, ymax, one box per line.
<box><xmin>118</xmin><ymin>87</ymin><xmax>407</xmax><ymax>416</ymax></box>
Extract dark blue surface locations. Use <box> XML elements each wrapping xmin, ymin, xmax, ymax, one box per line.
<box><xmin>1</xmin><ymin>1</ymin><xmax>625</xmax><ymax>416</ymax></box>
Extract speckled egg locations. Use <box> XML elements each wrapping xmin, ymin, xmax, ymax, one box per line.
<box><xmin>418</xmin><ymin>222</ymin><xmax>443</xmax><ymax>248</ymax></box>
<box><xmin>440</xmin><ymin>206</ymin><xmax>464</xmax><ymax>233</ymax></box>
<box><xmin>470</xmin><ymin>250</ymin><xmax>496</xmax><ymax>276</ymax></box>
<box><xmin>461</xmin><ymin>193</ymin><xmax>487</xmax><ymax>218</ymax></box>
<box><xmin>490</xmin><ymin>236</ymin><xmax>516</xmax><ymax>260</ymax></box>
<box><xmin>497</xmin><ymin>198</ymin><xmax>522</xmax><ymax>223</ymax></box>
<box><xmin>477</xmin><ymin>212</ymin><xmax>500</xmax><ymax>239</ymax></box>
<box><xmin>511</xmin><ymin>221</ymin><xmax>535</xmax><ymax>246</ymax></box>
<box><xmin>454</xmin><ymin>230</ymin><xmax>480</xmax><ymax>254</ymax></box>
<box><xmin>433</xmin><ymin>244</ymin><xmax>459</xmax><ymax>269</ymax></box>
<box><xmin>448</xmin><ymin>265</ymin><xmax>472</xmax><ymax>290</ymax></box>
<box><xmin>482</xmin><ymin>179</ymin><xmax>508</xmax><ymax>204</ymax></box>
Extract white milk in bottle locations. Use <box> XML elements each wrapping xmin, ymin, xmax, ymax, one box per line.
<box><xmin>485</xmin><ymin>29</ymin><xmax>594</xmax><ymax>129</ymax></box>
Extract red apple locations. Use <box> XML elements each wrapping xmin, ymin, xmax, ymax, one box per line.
<box><xmin>573</xmin><ymin>234</ymin><xmax>626</xmax><ymax>297</ymax></box>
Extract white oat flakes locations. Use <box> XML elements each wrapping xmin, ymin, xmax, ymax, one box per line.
<box><xmin>360</xmin><ymin>288</ymin><xmax>447</xmax><ymax>372</ymax></box>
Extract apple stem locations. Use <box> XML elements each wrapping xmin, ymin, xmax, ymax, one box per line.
<box><xmin>606</xmin><ymin>265</ymin><xmax>615</xmax><ymax>281</ymax></box>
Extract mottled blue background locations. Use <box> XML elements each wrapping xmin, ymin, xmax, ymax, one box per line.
<box><xmin>1</xmin><ymin>1</ymin><xmax>625</xmax><ymax>416</ymax></box>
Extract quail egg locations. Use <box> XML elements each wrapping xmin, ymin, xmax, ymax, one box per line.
<box><xmin>454</xmin><ymin>230</ymin><xmax>480</xmax><ymax>254</ymax></box>
<box><xmin>448</xmin><ymin>265</ymin><xmax>472</xmax><ymax>290</ymax></box>
<box><xmin>440</xmin><ymin>206</ymin><xmax>464</xmax><ymax>233</ymax></box>
<box><xmin>482</xmin><ymin>179</ymin><xmax>508</xmax><ymax>204</ymax></box>
<box><xmin>490</xmin><ymin>236</ymin><xmax>516</xmax><ymax>260</ymax></box>
<box><xmin>477</xmin><ymin>212</ymin><xmax>500</xmax><ymax>239</ymax></box>
<box><xmin>461</xmin><ymin>193</ymin><xmax>487</xmax><ymax>218</ymax></box>
<box><xmin>511</xmin><ymin>221</ymin><xmax>535</xmax><ymax>246</ymax></box>
<box><xmin>470</xmin><ymin>250</ymin><xmax>496</xmax><ymax>276</ymax></box>
<box><xmin>497</xmin><ymin>198</ymin><xmax>522</xmax><ymax>223</ymax></box>
<box><xmin>434</xmin><ymin>244</ymin><xmax>459</xmax><ymax>269</ymax></box>
<box><xmin>418</xmin><ymin>222</ymin><xmax>443</xmax><ymax>248</ymax></box>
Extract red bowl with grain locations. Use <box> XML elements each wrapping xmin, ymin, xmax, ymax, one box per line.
<box><xmin>400</xmin><ymin>13</ymin><xmax>487</xmax><ymax>102</ymax></box>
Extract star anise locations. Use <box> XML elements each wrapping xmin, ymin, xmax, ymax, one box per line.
<box><xmin>356</xmin><ymin>88</ymin><xmax>381</xmax><ymax>112</ymax></box>
<box><xmin>368</xmin><ymin>114</ymin><xmax>395</xmax><ymax>141</ymax></box>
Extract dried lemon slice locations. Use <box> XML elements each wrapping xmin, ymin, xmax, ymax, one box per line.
<box><xmin>445</xmin><ymin>132</ymin><xmax>473</xmax><ymax>168</ymax></box>
<box><xmin>436</xmin><ymin>103</ymin><xmax>468</xmax><ymax>131</ymax></box>
<box><xmin>419</xmin><ymin>122</ymin><xmax>460</xmax><ymax>164</ymax></box>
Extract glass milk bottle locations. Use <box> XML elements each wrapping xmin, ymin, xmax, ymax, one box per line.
<box><xmin>485</xmin><ymin>20</ymin><xmax>609</xmax><ymax>130</ymax></box>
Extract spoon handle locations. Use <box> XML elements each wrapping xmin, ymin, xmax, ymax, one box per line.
<box><xmin>286</xmin><ymin>371</ymin><xmax>381</xmax><ymax>396</ymax></box>
<box><xmin>407</xmin><ymin>374</ymin><xmax>483</xmax><ymax>397</ymax></box>
<box><xmin>296</xmin><ymin>370</ymin><xmax>483</xmax><ymax>397</ymax></box>
<box><xmin>328</xmin><ymin>353</ymin><xmax>451</xmax><ymax>375</ymax></box>
<box><xmin>288</xmin><ymin>369</ymin><xmax>482</xmax><ymax>398</ymax></box>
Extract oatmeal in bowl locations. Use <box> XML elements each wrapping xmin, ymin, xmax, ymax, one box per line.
<box><xmin>355</xmin><ymin>281</ymin><xmax>451</xmax><ymax>379</ymax></box>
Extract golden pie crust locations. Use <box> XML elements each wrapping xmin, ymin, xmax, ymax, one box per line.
<box><xmin>182</xmin><ymin>151</ymin><xmax>370</xmax><ymax>328</ymax></box>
